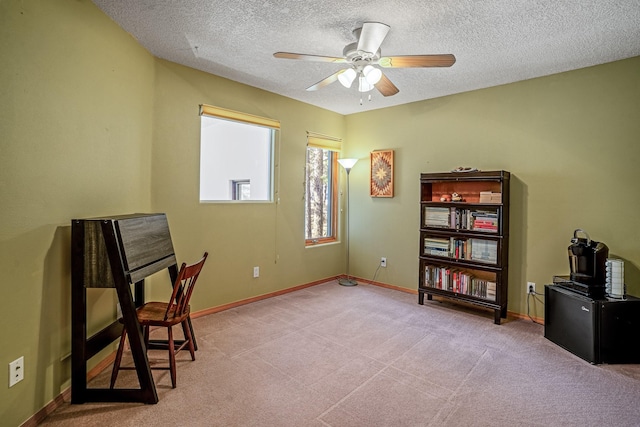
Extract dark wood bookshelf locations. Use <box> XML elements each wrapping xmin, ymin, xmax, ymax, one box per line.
<box><xmin>418</xmin><ymin>170</ymin><xmax>510</xmax><ymax>324</ymax></box>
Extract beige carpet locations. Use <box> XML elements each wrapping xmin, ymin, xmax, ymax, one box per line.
<box><xmin>42</xmin><ymin>281</ymin><xmax>640</xmax><ymax>426</ymax></box>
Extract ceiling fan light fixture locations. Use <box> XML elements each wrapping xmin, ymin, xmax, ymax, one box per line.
<box><xmin>363</xmin><ymin>65</ymin><xmax>382</xmax><ymax>85</ymax></box>
<box><xmin>273</xmin><ymin>22</ymin><xmax>453</xmax><ymax>99</ymax></box>
<box><xmin>338</xmin><ymin>68</ymin><xmax>356</xmax><ymax>88</ymax></box>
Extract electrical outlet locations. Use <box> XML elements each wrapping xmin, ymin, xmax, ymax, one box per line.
<box><xmin>380</xmin><ymin>257</ymin><xmax>387</xmax><ymax>268</ymax></box>
<box><xmin>527</xmin><ymin>281</ymin><xmax>535</xmax><ymax>294</ymax></box>
<box><xmin>9</xmin><ymin>356</ymin><xmax>24</xmax><ymax>387</ymax></box>
<box><xmin>253</xmin><ymin>266</ymin><xmax>259</xmax><ymax>278</ymax></box>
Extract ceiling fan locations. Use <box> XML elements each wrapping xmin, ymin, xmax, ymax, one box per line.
<box><xmin>273</xmin><ymin>22</ymin><xmax>456</xmax><ymax>98</ymax></box>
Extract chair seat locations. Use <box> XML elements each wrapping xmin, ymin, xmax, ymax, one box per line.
<box><xmin>137</xmin><ymin>302</ymin><xmax>190</xmax><ymax>326</ymax></box>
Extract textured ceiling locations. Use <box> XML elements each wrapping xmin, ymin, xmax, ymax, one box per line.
<box><xmin>92</xmin><ymin>0</ymin><xmax>640</xmax><ymax>115</ymax></box>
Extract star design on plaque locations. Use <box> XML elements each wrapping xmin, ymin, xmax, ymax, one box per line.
<box><xmin>370</xmin><ymin>150</ymin><xmax>394</xmax><ymax>197</ymax></box>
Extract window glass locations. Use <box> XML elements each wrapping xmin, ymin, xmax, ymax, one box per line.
<box><xmin>200</xmin><ymin>115</ymin><xmax>274</xmax><ymax>202</ymax></box>
<box><xmin>305</xmin><ymin>146</ymin><xmax>337</xmax><ymax>244</ymax></box>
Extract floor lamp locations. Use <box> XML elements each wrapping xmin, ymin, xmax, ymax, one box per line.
<box><xmin>337</xmin><ymin>158</ymin><xmax>358</xmax><ymax>286</ymax></box>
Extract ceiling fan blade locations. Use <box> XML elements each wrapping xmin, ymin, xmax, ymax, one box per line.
<box><xmin>356</xmin><ymin>22</ymin><xmax>390</xmax><ymax>54</ymax></box>
<box><xmin>306</xmin><ymin>70</ymin><xmax>345</xmax><ymax>91</ymax></box>
<box><xmin>375</xmin><ymin>73</ymin><xmax>399</xmax><ymax>97</ymax></box>
<box><xmin>378</xmin><ymin>54</ymin><xmax>456</xmax><ymax>68</ymax></box>
<box><xmin>273</xmin><ymin>52</ymin><xmax>347</xmax><ymax>63</ymax></box>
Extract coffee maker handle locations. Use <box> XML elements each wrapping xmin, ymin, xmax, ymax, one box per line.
<box><xmin>571</xmin><ymin>229</ymin><xmax>591</xmax><ymax>245</ymax></box>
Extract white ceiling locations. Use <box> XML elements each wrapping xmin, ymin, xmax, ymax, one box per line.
<box><xmin>92</xmin><ymin>0</ymin><xmax>640</xmax><ymax>115</ymax></box>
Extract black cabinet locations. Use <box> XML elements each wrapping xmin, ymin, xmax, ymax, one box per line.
<box><xmin>418</xmin><ymin>170</ymin><xmax>510</xmax><ymax>324</ymax></box>
<box><xmin>545</xmin><ymin>284</ymin><xmax>640</xmax><ymax>364</ymax></box>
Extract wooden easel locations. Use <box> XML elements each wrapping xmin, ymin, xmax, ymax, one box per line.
<box><xmin>71</xmin><ymin>214</ymin><xmax>188</xmax><ymax>404</ymax></box>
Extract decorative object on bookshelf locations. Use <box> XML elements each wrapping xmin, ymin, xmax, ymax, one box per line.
<box><xmin>451</xmin><ymin>166</ymin><xmax>479</xmax><ymax>173</ymax></box>
<box><xmin>418</xmin><ymin>170</ymin><xmax>510</xmax><ymax>324</ymax></box>
<box><xmin>479</xmin><ymin>191</ymin><xmax>502</xmax><ymax>203</ymax></box>
<box><xmin>338</xmin><ymin>158</ymin><xmax>359</xmax><ymax>286</ymax></box>
<box><xmin>370</xmin><ymin>149</ymin><xmax>394</xmax><ymax>198</ymax></box>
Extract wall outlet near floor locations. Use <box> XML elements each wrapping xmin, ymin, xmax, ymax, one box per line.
<box><xmin>380</xmin><ymin>257</ymin><xmax>387</xmax><ymax>268</ymax></box>
<box><xmin>253</xmin><ymin>266</ymin><xmax>259</xmax><ymax>278</ymax></box>
<box><xmin>527</xmin><ymin>281</ymin><xmax>535</xmax><ymax>294</ymax></box>
<box><xmin>9</xmin><ymin>356</ymin><xmax>24</xmax><ymax>387</ymax></box>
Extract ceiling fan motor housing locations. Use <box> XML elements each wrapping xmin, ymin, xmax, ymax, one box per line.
<box><xmin>343</xmin><ymin>42</ymin><xmax>381</xmax><ymax>66</ymax></box>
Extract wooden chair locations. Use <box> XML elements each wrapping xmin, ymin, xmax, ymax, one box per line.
<box><xmin>110</xmin><ymin>252</ymin><xmax>208</xmax><ymax>389</ymax></box>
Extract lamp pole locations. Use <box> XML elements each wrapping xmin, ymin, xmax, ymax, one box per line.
<box><xmin>337</xmin><ymin>158</ymin><xmax>358</xmax><ymax>286</ymax></box>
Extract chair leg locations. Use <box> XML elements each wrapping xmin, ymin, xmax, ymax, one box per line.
<box><xmin>144</xmin><ymin>324</ymin><xmax>150</xmax><ymax>347</ymax></box>
<box><xmin>167</xmin><ymin>326</ymin><xmax>177</xmax><ymax>388</ymax></box>
<box><xmin>110</xmin><ymin>328</ymin><xmax>128</xmax><ymax>389</ymax></box>
<box><xmin>181</xmin><ymin>319</ymin><xmax>196</xmax><ymax>360</ymax></box>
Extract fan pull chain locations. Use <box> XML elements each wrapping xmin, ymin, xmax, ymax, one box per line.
<box><xmin>359</xmin><ymin>94</ymin><xmax>374</xmax><ymax>106</ymax></box>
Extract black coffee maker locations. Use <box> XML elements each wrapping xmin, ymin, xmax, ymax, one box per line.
<box><xmin>568</xmin><ymin>229</ymin><xmax>608</xmax><ymax>287</ymax></box>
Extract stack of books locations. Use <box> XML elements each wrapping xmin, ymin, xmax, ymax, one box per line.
<box><xmin>471</xmin><ymin>211</ymin><xmax>498</xmax><ymax>232</ymax></box>
<box><xmin>450</xmin><ymin>237</ymin><xmax>470</xmax><ymax>259</ymax></box>
<box><xmin>450</xmin><ymin>207</ymin><xmax>471</xmax><ymax>230</ymax></box>
<box><xmin>479</xmin><ymin>191</ymin><xmax>502</xmax><ymax>204</ymax></box>
<box><xmin>423</xmin><ymin>237</ymin><xmax>450</xmax><ymax>256</ymax></box>
<box><xmin>423</xmin><ymin>206</ymin><xmax>450</xmax><ymax>228</ymax></box>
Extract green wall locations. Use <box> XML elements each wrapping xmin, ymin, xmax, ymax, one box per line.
<box><xmin>1</xmin><ymin>0</ymin><xmax>639</xmax><ymax>425</ymax></box>
<box><xmin>0</xmin><ymin>1</ymin><xmax>345</xmax><ymax>425</ymax></box>
<box><xmin>1</xmin><ymin>1</ymin><xmax>155</xmax><ymax>425</ymax></box>
<box><xmin>344</xmin><ymin>57</ymin><xmax>640</xmax><ymax>318</ymax></box>
<box><xmin>147</xmin><ymin>59</ymin><xmax>347</xmax><ymax>307</ymax></box>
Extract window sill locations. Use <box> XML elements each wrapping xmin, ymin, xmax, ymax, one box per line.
<box><xmin>305</xmin><ymin>239</ymin><xmax>340</xmax><ymax>248</ymax></box>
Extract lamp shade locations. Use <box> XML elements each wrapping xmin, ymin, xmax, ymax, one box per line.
<box><xmin>338</xmin><ymin>158</ymin><xmax>358</xmax><ymax>170</ymax></box>
<box><xmin>338</xmin><ymin>68</ymin><xmax>357</xmax><ymax>88</ymax></box>
<box><xmin>358</xmin><ymin>75</ymin><xmax>374</xmax><ymax>92</ymax></box>
<box><xmin>363</xmin><ymin>65</ymin><xmax>382</xmax><ymax>85</ymax></box>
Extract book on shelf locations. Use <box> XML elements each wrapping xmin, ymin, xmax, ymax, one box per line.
<box><xmin>472</xmin><ymin>220</ymin><xmax>498</xmax><ymax>232</ymax></box>
<box><xmin>424</xmin><ymin>237</ymin><xmax>450</xmax><ymax>256</ymax></box>
<box><xmin>451</xmin><ymin>208</ymin><xmax>472</xmax><ymax>230</ymax></box>
<box><xmin>450</xmin><ymin>237</ymin><xmax>470</xmax><ymax>260</ymax></box>
<box><xmin>471</xmin><ymin>210</ymin><xmax>498</xmax><ymax>231</ymax></box>
<box><xmin>479</xmin><ymin>191</ymin><xmax>502</xmax><ymax>204</ymax></box>
<box><xmin>424</xmin><ymin>206</ymin><xmax>450</xmax><ymax>228</ymax></box>
<box><xmin>424</xmin><ymin>237</ymin><xmax>449</xmax><ymax>247</ymax></box>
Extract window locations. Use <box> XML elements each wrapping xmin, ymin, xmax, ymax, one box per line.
<box><xmin>231</xmin><ymin>179</ymin><xmax>251</xmax><ymax>200</ymax></box>
<box><xmin>305</xmin><ymin>133</ymin><xmax>341</xmax><ymax>245</ymax></box>
<box><xmin>199</xmin><ymin>104</ymin><xmax>279</xmax><ymax>202</ymax></box>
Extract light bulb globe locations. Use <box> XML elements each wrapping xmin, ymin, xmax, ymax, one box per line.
<box><xmin>358</xmin><ymin>76</ymin><xmax>374</xmax><ymax>92</ymax></box>
<box><xmin>363</xmin><ymin>65</ymin><xmax>382</xmax><ymax>85</ymax></box>
<box><xmin>338</xmin><ymin>68</ymin><xmax>357</xmax><ymax>88</ymax></box>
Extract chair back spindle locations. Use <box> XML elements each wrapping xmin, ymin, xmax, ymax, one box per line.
<box><xmin>163</xmin><ymin>253</ymin><xmax>208</xmax><ymax>322</ymax></box>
